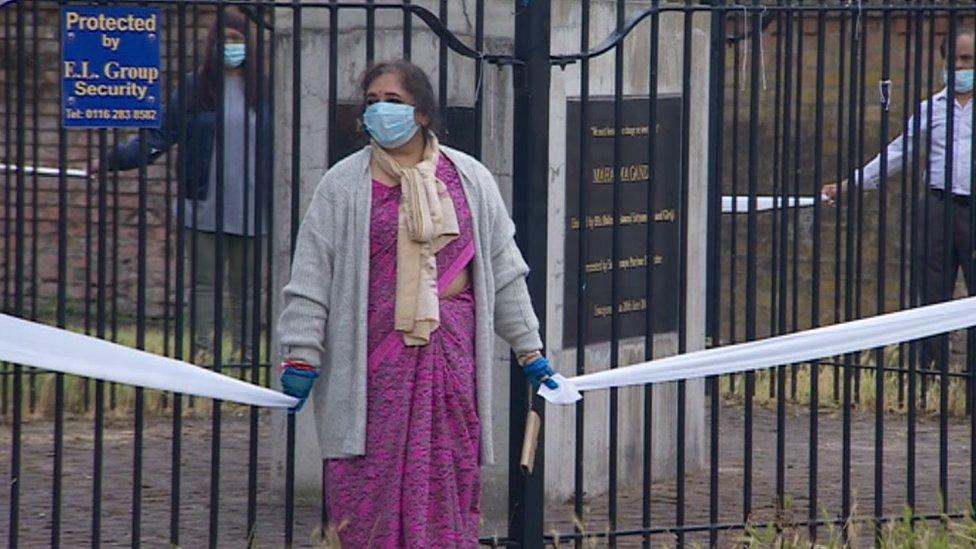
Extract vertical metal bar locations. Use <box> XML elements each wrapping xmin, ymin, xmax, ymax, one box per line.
<box><xmin>53</xmin><ymin>4</ymin><xmax>70</xmax><ymax>543</ymax></box>
<box><xmin>789</xmin><ymin>2</ymin><xmax>805</xmax><ymax>402</ymax></box>
<box><xmin>608</xmin><ymin>0</ymin><xmax>624</xmax><ymax>543</ymax></box>
<box><xmin>285</xmin><ymin>417</ymin><xmax>296</xmax><ymax>549</ymax></box>
<box><xmin>841</xmin><ymin>1</ymin><xmax>863</xmax><ymax>532</ymax></box>
<box><xmin>2</xmin><ymin>7</ymin><xmax>11</xmax><ymax>327</ymax></box>
<box><xmin>1</xmin><ymin>6</ymin><xmax>10</xmax><ymax>419</ymax></box>
<box><xmin>969</xmin><ymin>2</ymin><xmax>976</xmax><ymax>513</ymax></box>
<box><xmin>897</xmin><ymin>8</ymin><xmax>914</xmax><ymax>410</ymax></box>
<box><xmin>327</xmin><ymin>2</ymin><xmax>337</xmax><ymax>169</ymax></box>
<box><xmin>402</xmin><ymin>0</ymin><xmax>412</xmax><ymax>60</ymax></box>
<box><xmin>918</xmin><ymin>10</ymin><xmax>934</xmax><ymax>408</ymax></box>
<box><xmin>728</xmin><ymin>5</ymin><xmax>742</xmax><ymax>398</ymax></box>
<box><xmin>905</xmin><ymin>7</ymin><xmax>927</xmax><ymax>512</ymax></box>
<box><xmin>239</xmin><ymin>17</ymin><xmax>253</xmax><ymax>381</ymax></box>
<box><xmin>266</xmin><ymin>20</ymin><xmax>277</xmax><ymax>387</ymax></box>
<box><xmin>832</xmin><ymin>12</ymin><xmax>847</xmax><ymax>404</ymax></box>
<box><xmin>109</xmin><ymin>129</ymin><xmax>119</xmax><ymax>411</ymax></box>
<box><xmin>163</xmin><ymin>8</ymin><xmax>175</xmax><ymax>365</ymax></box>
<box><xmin>189</xmin><ymin>4</ymin><xmax>201</xmax><ymax>408</ymax></box>
<box><xmin>873</xmin><ymin>6</ymin><xmax>893</xmax><ymax>542</ymax></box>
<box><xmin>809</xmin><ymin>3</ymin><xmax>826</xmax><ymax>541</ymax></box>
<box><xmin>438</xmin><ymin>0</ymin><xmax>448</xmax><ymax>129</ymax></box>
<box><xmin>209</xmin><ymin>8</ymin><xmax>228</xmax><ymax>547</ymax></box>
<box><xmin>286</xmin><ymin>4</ymin><xmax>303</xmax><ymax>546</ymax></box>
<box><xmin>28</xmin><ymin>0</ymin><xmax>39</xmax><ymax>416</ymax></box>
<box><xmin>247</xmin><ymin>6</ymin><xmax>268</xmax><ymax>537</ymax></box>
<box><xmin>775</xmin><ymin>0</ymin><xmax>795</xmax><ymax>513</ymax></box>
<box><xmin>8</xmin><ymin>3</ymin><xmax>26</xmax><ymax>545</ymax></box>
<box><xmin>676</xmin><ymin>1</ymin><xmax>695</xmax><ymax>544</ymax></box>
<box><xmin>919</xmin><ymin>3</ymin><xmax>936</xmax><ymax>433</ymax></box>
<box><xmin>769</xmin><ymin>4</ymin><xmax>783</xmax><ymax>375</ymax></box>
<box><xmin>473</xmin><ymin>0</ymin><xmax>484</xmax><ymax>158</ymax></box>
<box><xmin>132</xmin><ymin>124</ymin><xmax>149</xmax><ymax>548</ymax></box>
<box><xmin>170</xmin><ymin>4</ymin><xmax>189</xmax><ymax>544</ymax></box>
<box><xmin>853</xmin><ymin>10</ymin><xmax>870</xmax><ymax>406</ymax></box>
<box><xmin>509</xmin><ymin>1</ymin><xmax>550</xmax><ymax>546</ymax></box>
<box><xmin>84</xmin><ymin>128</ymin><xmax>92</xmax><ymax>412</ymax></box>
<box><xmin>940</xmin><ymin>11</ymin><xmax>957</xmax><ymax>515</ymax></box>
<box><xmin>744</xmin><ymin>0</ymin><xmax>763</xmax><ymax>521</ymax></box>
<box><xmin>642</xmin><ymin>2</ymin><xmax>659</xmax><ymax>547</ymax></box>
<box><xmin>575</xmin><ymin>1</ymin><xmax>590</xmax><ymax>547</ymax></box>
<box><xmin>366</xmin><ymin>0</ymin><xmax>375</xmax><ymax>65</ymax></box>
<box><xmin>706</xmin><ymin>3</ymin><xmax>726</xmax><ymax>546</ymax></box>
<box><xmin>93</xmin><ymin>124</ymin><xmax>108</xmax><ymax>549</ymax></box>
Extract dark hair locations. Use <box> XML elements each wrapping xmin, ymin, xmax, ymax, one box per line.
<box><xmin>194</xmin><ymin>10</ymin><xmax>260</xmax><ymax>110</ymax></box>
<box><xmin>940</xmin><ymin>29</ymin><xmax>976</xmax><ymax>59</ymax></box>
<box><xmin>360</xmin><ymin>60</ymin><xmax>440</xmax><ymax>135</ymax></box>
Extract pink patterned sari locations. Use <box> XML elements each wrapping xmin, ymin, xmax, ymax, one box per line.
<box><xmin>325</xmin><ymin>154</ymin><xmax>480</xmax><ymax>548</ymax></box>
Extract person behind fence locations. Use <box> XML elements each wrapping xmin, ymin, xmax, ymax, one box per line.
<box><xmin>92</xmin><ymin>10</ymin><xmax>269</xmax><ymax>363</ymax></box>
<box><xmin>276</xmin><ymin>59</ymin><xmax>559</xmax><ymax>546</ymax></box>
<box><xmin>822</xmin><ymin>29</ymin><xmax>975</xmax><ymax>368</ymax></box>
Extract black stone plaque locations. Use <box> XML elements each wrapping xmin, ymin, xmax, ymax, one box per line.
<box><xmin>563</xmin><ymin>95</ymin><xmax>681</xmax><ymax>347</ymax></box>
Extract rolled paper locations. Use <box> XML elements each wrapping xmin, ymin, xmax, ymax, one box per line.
<box><xmin>519</xmin><ymin>409</ymin><xmax>542</xmax><ymax>475</ymax></box>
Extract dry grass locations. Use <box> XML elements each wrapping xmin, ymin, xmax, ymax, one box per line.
<box><xmin>738</xmin><ymin>504</ymin><xmax>976</xmax><ymax>548</ymax></box>
<box><xmin>722</xmin><ymin>346</ymin><xmax>974</xmax><ymax>418</ymax></box>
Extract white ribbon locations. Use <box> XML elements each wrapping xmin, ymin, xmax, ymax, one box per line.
<box><xmin>0</xmin><ymin>314</ymin><xmax>297</xmax><ymax>408</ymax></box>
<box><xmin>540</xmin><ymin>295</ymin><xmax>976</xmax><ymax>405</ymax></box>
<box><xmin>0</xmin><ymin>163</ymin><xmax>88</xmax><ymax>179</ymax></box>
<box><xmin>722</xmin><ymin>195</ymin><xmax>821</xmax><ymax>213</ymax></box>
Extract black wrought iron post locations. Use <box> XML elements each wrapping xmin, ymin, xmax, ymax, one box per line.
<box><xmin>509</xmin><ymin>0</ymin><xmax>551</xmax><ymax>547</ymax></box>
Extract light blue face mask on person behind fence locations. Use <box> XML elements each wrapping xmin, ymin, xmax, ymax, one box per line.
<box><xmin>943</xmin><ymin>67</ymin><xmax>975</xmax><ymax>93</ymax></box>
<box><xmin>363</xmin><ymin>102</ymin><xmax>419</xmax><ymax>149</ymax></box>
<box><xmin>224</xmin><ymin>43</ymin><xmax>246</xmax><ymax>69</ymax></box>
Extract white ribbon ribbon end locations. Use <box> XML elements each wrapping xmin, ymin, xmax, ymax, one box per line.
<box><xmin>538</xmin><ymin>374</ymin><xmax>582</xmax><ymax>405</ymax></box>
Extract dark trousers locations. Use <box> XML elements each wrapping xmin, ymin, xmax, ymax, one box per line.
<box><xmin>915</xmin><ymin>189</ymin><xmax>975</xmax><ymax>367</ymax></box>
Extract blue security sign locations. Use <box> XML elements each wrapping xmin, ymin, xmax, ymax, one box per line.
<box><xmin>61</xmin><ymin>6</ymin><xmax>162</xmax><ymax>128</ymax></box>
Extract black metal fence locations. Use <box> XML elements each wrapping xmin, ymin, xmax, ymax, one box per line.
<box><xmin>4</xmin><ymin>0</ymin><xmax>976</xmax><ymax>547</ymax></box>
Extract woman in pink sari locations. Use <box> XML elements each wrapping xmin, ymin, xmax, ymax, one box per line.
<box><xmin>276</xmin><ymin>60</ymin><xmax>560</xmax><ymax>547</ymax></box>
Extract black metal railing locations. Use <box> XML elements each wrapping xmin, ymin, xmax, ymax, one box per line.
<box><xmin>5</xmin><ymin>1</ymin><xmax>976</xmax><ymax>548</ymax></box>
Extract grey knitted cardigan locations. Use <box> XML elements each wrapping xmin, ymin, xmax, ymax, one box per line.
<box><xmin>277</xmin><ymin>145</ymin><xmax>543</xmax><ymax>464</ymax></box>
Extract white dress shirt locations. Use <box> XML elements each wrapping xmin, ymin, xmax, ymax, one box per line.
<box><xmin>858</xmin><ymin>88</ymin><xmax>974</xmax><ymax>195</ymax></box>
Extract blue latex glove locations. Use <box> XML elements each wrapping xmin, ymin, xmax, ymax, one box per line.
<box><xmin>280</xmin><ymin>366</ymin><xmax>319</xmax><ymax>413</ymax></box>
<box><xmin>522</xmin><ymin>356</ymin><xmax>558</xmax><ymax>390</ymax></box>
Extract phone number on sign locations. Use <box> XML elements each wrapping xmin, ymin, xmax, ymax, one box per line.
<box><xmin>65</xmin><ymin>108</ymin><xmax>158</xmax><ymax>122</ymax></box>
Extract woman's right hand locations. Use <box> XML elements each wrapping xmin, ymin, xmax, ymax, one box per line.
<box><xmin>88</xmin><ymin>159</ymin><xmax>101</xmax><ymax>179</ymax></box>
<box><xmin>821</xmin><ymin>180</ymin><xmax>847</xmax><ymax>206</ymax></box>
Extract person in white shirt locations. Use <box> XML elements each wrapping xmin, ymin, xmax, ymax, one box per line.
<box><xmin>822</xmin><ymin>30</ymin><xmax>974</xmax><ymax>367</ymax></box>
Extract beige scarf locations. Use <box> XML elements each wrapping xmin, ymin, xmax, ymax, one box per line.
<box><xmin>371</xmin><ymin>134</ymin><xmax>459</xmax><ymax>346</ymax></box>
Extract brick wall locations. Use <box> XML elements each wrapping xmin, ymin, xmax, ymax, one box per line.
<box><xmin>0</xmin><ymin>4</ymin><xmax>221</xmax><ymax>323</ymax></box>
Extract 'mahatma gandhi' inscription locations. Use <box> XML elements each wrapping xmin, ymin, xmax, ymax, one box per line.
<box><xmin>563</xmin><ymin>96</ymin><xmax>682</xmax><ymax>347</ymax></box>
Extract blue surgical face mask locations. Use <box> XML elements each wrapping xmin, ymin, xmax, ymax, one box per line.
<box><xmin>223</xmin><ymin>43</ymin><xmax>246</xmax><ymax>69</ymax></box>
<box><xmin>942</xmin><ymin>67</ymin><xmax>975</xmax><ymax>93</ymax></box>
<box><xmin>363</xmin><ymin>102</ymin><xmax>419</xmax><ymax>149</ymax></box>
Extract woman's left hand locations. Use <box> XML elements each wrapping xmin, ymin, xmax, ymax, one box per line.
<box><xmin>522</xmin><ymin>356</ymin><xmax>558</xmax><ymax>390</ymax></box>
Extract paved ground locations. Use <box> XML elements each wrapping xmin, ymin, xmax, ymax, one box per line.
<box><xmin>1</xmin><ymin>402</ymin><xmax>973</xmax><ymax>547</ymax></box>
